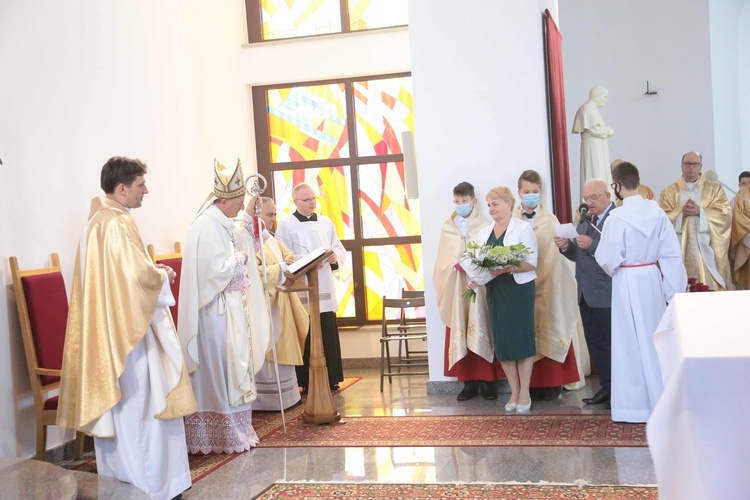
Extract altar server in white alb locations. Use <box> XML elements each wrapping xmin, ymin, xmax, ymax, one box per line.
<box><xmin>275</xmin><ymin>182</ymin><xmax>347</xmax><ymax>391</ymax></box>
<box><xmin>178</xmin><ymin>159</ymin><xmax>270</xmax><ymax>454</ymax></box>
<box><xmin>237</xmin><ymin>197</ymin><xmax>309</xmax><ymax>410</ymax></box>
<box><xmin>595</xmin><ymin>162</ymin><xmax>687</xmax><ymax>423</ymax></box>
<box><xmin>58</xmin><ymin>157</ymin><xmax>197</xmax><ymax>499</ymax></box>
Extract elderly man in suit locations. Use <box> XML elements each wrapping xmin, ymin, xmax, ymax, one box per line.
<box><xmin>554</xmin><ymin>179</ymin><xmax>614</xmax><ymax>408</ymax></box>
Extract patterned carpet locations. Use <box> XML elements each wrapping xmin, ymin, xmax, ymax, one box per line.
<box><xmin>255</xmin><ymin>482</ymin><xmax>658</xmax><ymax>499</ymax></box>
<box><xmin>256</xmin><ymin>414</ymin><xmax>647</xmax><ymax>448</ymax></box>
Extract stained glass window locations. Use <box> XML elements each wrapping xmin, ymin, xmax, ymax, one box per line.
<box><xmin>335</xmin><ymin>251</ymin><xmax>355</xmax><ymax>318</ymax></box>
<box><xmin>255</xmin><ymin>73</ymin><xmax>419</xmax><ymax>326</ymax></box>
<box><xmin>260</xmin><ymin>0</ymin><xmax>342</xmax><ymax>40</ymax></box>
<box><xmin>359</xmin><ymin>162</ymin><xmax>420</xmax><ymax>239</ymax></box>
<box><xmin>267</xmin><ymin>84</ymin><xmax>349</xmax><ymax>163</ymax></box>
<box><xmin>354</xmin><ymin>76</ymin><xmax>414</xmax><ymax>157</ymax></box>
<box><xmin>363</xmin><ymin>243</ymin><xmax>424</xmax><ymax>321</ymax></box>
<box><xmin>348</xmin><ymin>0</ymin><xmax>409</xmax><ymax>32</ymax></box>
<box><xmin>273</xmin><ymin>166</ymin><xmax>355</xmax><ymax>240</ymax></box>
<box><xmin>250</xmin><ymin>0</ymin><xmax>408</xmax><ymax>42</ymax></box>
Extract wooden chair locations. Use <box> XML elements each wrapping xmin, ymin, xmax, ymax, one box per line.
<box><xmin>147</xmin><ymin>242</ymin><xmax>182</xmax><ymax>327</ymax></box>
<box><xmin>10</xmin><ymin>254</ymin><xmax>85</xmax><ymax>461</ymax></box>
<box><xmin>398</xmin><ymin>289</ymin><xmax>427</xmax><ymax>362</ymax></box>
<box><xmin>380</xmin><ymin>296</ymin><xmax>429</xmax><ymax>392</ymax></box>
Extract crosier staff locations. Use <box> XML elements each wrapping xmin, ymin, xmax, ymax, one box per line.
<box><xmin>245</xmin><ymin>173</ymin><xmax>286</xmax><ymax>433</ymax></box>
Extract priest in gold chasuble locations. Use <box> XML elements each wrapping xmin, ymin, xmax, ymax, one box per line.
<box><xmin>58</xmin><ymin>157</ymin><xmax>196</xmax><ymax>500</ymax></box>
<box><xmin>730</xmin><ymin>186</ymin><xmax>750</xmax><ymax>289</ymax></box>
<box><xmin>659</xmin><ymin>151</ymin><xmax>732</xmax><ymax>291</ymax></box>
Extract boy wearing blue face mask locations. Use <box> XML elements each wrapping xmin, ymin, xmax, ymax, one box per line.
<box><xmin>434</xmin><ymin>182</ymin><xmax>504</xmax><ymax>401</ymax></box>
<box><xmin>512</xmin><ymin>170</ymin><xmax>590</xmax><ymax>400</ymax></box>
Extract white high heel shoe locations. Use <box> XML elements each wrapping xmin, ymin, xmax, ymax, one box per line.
<box><xmin>516</xmin><ymin>401</ymin><xmax>531</xmax><ymax>413</ymax></box>
<box><xmin>504</xmin><ymin>402</ymin><xmax>517</xmax><ymax>413</ymax></box>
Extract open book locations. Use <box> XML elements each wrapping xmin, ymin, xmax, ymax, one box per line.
<box><xmin>287</xmin><ymin>246</ymin><xmax>328</xmax><ymax>275</ymax></box>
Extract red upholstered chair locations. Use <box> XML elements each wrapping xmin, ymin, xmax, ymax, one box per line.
<box><xmin>9</xmin><ymin>253</ymin><xmax>84</xmax><ymax>461</ymax></box>
<box><xmin>147</xmin><ymin>242</ymin><xmax>182</xmax><ymax>327</ymax></box>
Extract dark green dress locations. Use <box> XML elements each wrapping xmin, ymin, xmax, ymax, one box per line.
<box><xmin>485</xmin><ymin>230</ymin><xmax>536</xmax><ymax>361</ymax></box>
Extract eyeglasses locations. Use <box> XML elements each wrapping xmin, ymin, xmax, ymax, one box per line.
<box><xmin>295</xmin><ymin>197</ymin><xmax>317</xmax><ymax>203</ymax></box>
<box><xmin>583</xmin><ymin>193</ymin><xmax>603</xmax><ymax>202</ymax></box>
<box><xmin>682</xmin><ymin>162</ymin><xmax>702</xmax><ymax>168</ymax></box>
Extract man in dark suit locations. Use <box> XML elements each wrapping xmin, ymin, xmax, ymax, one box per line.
<box><xmin>554</xmin><ymin>179</ymin><xmax>614</xmax><ymax>408</ymax></box>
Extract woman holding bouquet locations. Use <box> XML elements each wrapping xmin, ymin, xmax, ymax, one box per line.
<box><xmin>468</xmin><ymin>187</ymin><xmax>538</xmax><ymax>413</ymax></box>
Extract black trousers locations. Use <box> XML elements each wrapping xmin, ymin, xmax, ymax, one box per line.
<box><xmin>578</xmin><ymin>296</ymin><xmax>612</xmax><ymax>392</ymax></box>
<box><xmin>296</xmin><ymin>311</ymin><xmax>344</xmax><ymax>389</ymax></box>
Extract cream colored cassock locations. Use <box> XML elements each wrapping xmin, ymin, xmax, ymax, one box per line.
<box><xmin>236</xmin><ymin>213</ymin><xmax>309</xmax><ymax>410</ymax></box>
<box><xmin>513</xmin><ymin>205</ymin><xmax>590</xmax><ymax>390</ymax></box>
<box><xmin>178</xmin><ymin>204</ymin><xmax>270</xmax><ymax>454</ymax></box>
<box><xmin>659</xmin><ymin>175</ymin><xmax>732</xmax><ymax>291</ymax></box>
<box><xmin>595</xmin><ymin>196</ymin><xmax>686</xmax><ymax>423</ymax></box>
<box><xmin>58</xmin><ymin>197</ymin><xmax>196</xmax><ymax>500</ymax></box>
<box><xmin>433</xmin><ymin>209</ymin><xmax>495</xmax><ymax>368</ymax></box>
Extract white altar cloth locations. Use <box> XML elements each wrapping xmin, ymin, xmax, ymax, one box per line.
<box><xmin>649</xmin><ymin>291</ymin><xmax>750</xmax><ymax>500</ymax></box>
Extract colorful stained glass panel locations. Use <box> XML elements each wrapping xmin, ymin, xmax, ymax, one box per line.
<box><xmin>267</xmin><ymin>84</ymin><xmax>349</xmax><ymax>162</ymax></box>
<box><xmin>335</xmin><ymin>250</ymin><xmax>355</xmax><ymax>318</ymax></box>
<box><xmin>354</xmin><ymin>76</ymin><xmax>414</xmax><ymax>157</ymax></box>
<box><xmin>363</xmin><ymin>244</ymin><xmax>424</xmax><ymax>321</ymax></box>
<box><xmin>273</xmin><ymin>166</ymin><xmax>355</xmax><ymax>241</ymax></box>
<box><xmin>260</xmin><ymin>0</ymin><xmax>342</xmax><ymax>40</ymax></box>
<box><xmin>348</xmin><ymin>0</ymin><xmax>409</xmax><ymax>31</ymax></box>
<box><xmin>359</xmin><ymin>162</ymin><xmax>420</xmax><ymax>239</ymax></box>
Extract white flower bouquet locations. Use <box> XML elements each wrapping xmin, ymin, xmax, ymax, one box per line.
<box><xmin>459</xmin><ymin>241</ymin><xmax>533</xmax><ymax>302</ymax></box>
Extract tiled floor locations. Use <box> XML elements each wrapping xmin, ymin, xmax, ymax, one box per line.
<box><xmin>6</xmin><ymin>368</ymin><xmax>656</xmax><ymax>499</ymax></box>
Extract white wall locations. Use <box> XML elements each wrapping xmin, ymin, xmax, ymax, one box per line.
<box><xmin>740</xmin><ymin>2</ymin><xmax>750</xmax><ymax>171</ymax></box>
<box><xmin>409</xmin><ymin>0</ymin><xmax>559</xmax><ymax>381</ymax></box>
<box><xmin>0</xmin><ymin>0</ymin><xmax>254</xmax><ymax>458</ymax></box>
<box><xmin>560</xmin><ymin>0</ymin><xmax>716</xmax><ymax>202</ymax></box>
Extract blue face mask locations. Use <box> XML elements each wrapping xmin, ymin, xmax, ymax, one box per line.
<box><xmin>455</xmin><ymin>204</ymin><xmax>472</xmax><ymax>217</ymax></box>
<box><xmin>521</xmin><ymin>193</ymin><xmax>541</xmax><ymax>209</ymax></box>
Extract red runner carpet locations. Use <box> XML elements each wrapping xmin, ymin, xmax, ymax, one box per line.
<box><xmin>256</xmin><ymin>414</ymin><xmax>647</xmax><ymax>448</ymax></box>
<box><xmin>256</xmin><ymin>482</ymin><xmax>658</xmax><ymax>499</ymax></box>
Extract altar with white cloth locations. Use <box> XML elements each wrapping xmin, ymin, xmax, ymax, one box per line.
<box><xmin>648</xmin><ymin>291</ymin><xmax>750</xmax><ymax>500</ymax></box>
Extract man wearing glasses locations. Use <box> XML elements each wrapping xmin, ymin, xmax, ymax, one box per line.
<box><xmin>554</xmin><ymin>179</ymin><xmax>615</xmax><ymax>409</ymax></box>
<box><xmin>276</xmin><ymin>183</ymin><xmax>347</xmax><ymax>392</ymax></box>
<box><xmin>659</xmin><ymin>151</ymin><xmax>732</xmax><ymax>291</ymax></box>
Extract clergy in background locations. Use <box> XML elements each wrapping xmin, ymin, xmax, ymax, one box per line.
<box><xmin>730</xmin><ymin>185</ymin><xmax>750</xmax><ymax>289</ymax></box>
<box><xmin>659</xmin><ymin>151</ymin><xmax>732</xmax><ymax>291</ymax></box>
<box><xmin>239</xmin><ymin>197</ymin><xmax>309</xmax><ymax>409</ymax></box>
<box><xmin>58</xmin><ymin>157</ymin><xmax>196</xmax><ymax>499</ymax></box>
<box><xmin>178</xmin><ymin>159</ymin><xmax>270</xmax><ymax>454</ymax></box>
<box><xmin>434</xmin><ymin>181</ymin><xmax>503</xmax><ymax>401</ymax></box>
<box><xmin>275</xmin><ymin>182</ymin><xmax>347</xmax><ymax>391</ymax></box>
<box><xmin>513</xmin><ymin>170</ymin><xmax>589</xmax><ymax>397</ymax></box>
<box><xmin>597</xmin><ymin>162</ymin><xmax>687</xmax><ymax>423</ymax></box>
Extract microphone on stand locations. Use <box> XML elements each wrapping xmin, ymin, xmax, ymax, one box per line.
<box><xmin>578</xmin><ymin>202</ymin><xmax>601</xmax><ymax>234</ymax></box>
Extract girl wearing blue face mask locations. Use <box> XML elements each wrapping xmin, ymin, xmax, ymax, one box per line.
<box><xmin>512</xmin><ymin>170</ymin><xmax>590</xmax><ymax>400</ymax></box>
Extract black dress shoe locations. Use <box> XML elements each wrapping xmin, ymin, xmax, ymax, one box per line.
<box><xmin>582</xmin><ymin>388</ymin><xmax>611</xmax><ymax>405</ymax></box>
<box><xmin>457</xmin><ymin>381</ymin><xmax>479</xmax><ymax>401</ymax></box>
<box><xmin>479</xmin><ymin>381</ymin><xmax>498</xmax><ymax>400</ymax></box>
<box><xmin>603</xmin><ymin>401</ymin><xmax>611</xmax><ymax>410</ymax></box>
<box><xmin>530</xmin><ymin>386</ymin><xmax>562</xmax><ymax>401</ymax></box>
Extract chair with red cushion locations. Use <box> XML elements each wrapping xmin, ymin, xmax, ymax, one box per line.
<box><xmin>147</xmin><ymin>242</ymin><xmax>182</xmax><ymax>327</ymax></box>
<box><xmin>10</xmin><ymin>253</ymin><xmax>85</xmax><ymax>461</ymax></box>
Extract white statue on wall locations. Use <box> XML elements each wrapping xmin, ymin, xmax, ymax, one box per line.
<box><xmin>572</xmin><ymin>86</ymin><xmax>614</xmax><ymax>198</ymax></box>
